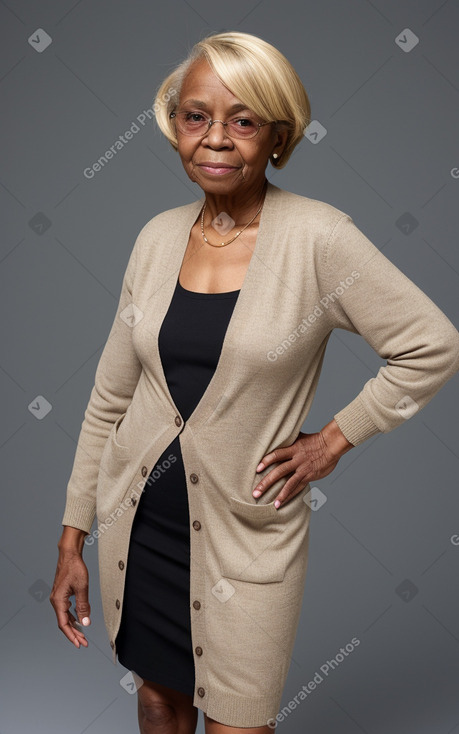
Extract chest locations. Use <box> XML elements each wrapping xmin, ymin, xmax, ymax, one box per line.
<box><xmin>133</xmin><ymin>219</ymin><xmax>331</xmax><ymax>411</ymax></box>
<box><xmin>178</xmin><ymin>223</ymin><xmax>258</xmax><ymax>293</ymax></box>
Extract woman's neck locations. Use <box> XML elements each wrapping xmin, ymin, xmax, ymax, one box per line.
<box><xmin>202</xmin><ymin>177</ymin><xmax>268</xmax><ymax>225</ymax></box>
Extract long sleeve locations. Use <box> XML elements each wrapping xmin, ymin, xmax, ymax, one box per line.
<box><xmin>325</xmin><ymin>214</ymin><xmax>459</xmax><ymax>446</ymax></box>
<box><xmin>61</xmin><ymin>235</ymin><xmax>143</xmax><ymax>533</ymax></box>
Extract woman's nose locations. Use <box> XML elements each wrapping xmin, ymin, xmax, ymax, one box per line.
<box><xmin>204</xmin><ymin>120</ymin><xmax>232</xmax><ymax>146</ymax></box>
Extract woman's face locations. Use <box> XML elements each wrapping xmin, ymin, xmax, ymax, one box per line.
<box><xmin>174</xmin><ymin>58</ymin><xmax>285</xmax><ymax>195</ymax></box>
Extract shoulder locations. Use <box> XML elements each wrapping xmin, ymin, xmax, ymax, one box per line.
<box><xmin>268</xmin><ymin>184</ymin><xmax>352</xmax><ymax>238</ymax></box>
<box><xmin>268</xmin><ymin>185</ymin><xmax>371</xmax><ymax>278</ymax></box>
<box><xmin>131</xmin><ymin>197</ymin><xmax>203</xmax><ymax>254</ymax></box>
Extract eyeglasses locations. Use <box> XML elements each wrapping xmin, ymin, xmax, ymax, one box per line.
<box><xmin>169</xmin><ymin>110</ymin><xmax>275</xmax><ymax>140</ymax></box>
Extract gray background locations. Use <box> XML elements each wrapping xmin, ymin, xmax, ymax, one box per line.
<box><xmin>1</xmin><ymin>0</ymin><xmax>459</xmax><ymax>732</ymax></box>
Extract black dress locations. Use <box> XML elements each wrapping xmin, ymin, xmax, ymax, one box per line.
<box><xmin>115</xmin><ymin>277</ymin><xmax>240</xmax><ymax>696</ymax></box>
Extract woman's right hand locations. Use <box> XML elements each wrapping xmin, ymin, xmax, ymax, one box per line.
<box><xmin>49</xmin><ymin>527</ymin><xmax>91</xmax><ymax>649</ymax></box>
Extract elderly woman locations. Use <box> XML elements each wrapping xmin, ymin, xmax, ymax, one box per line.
<box><xmin>50</xmin><ymin>31</ymin><xmax>459</xmax><ymax>734</ymax></box>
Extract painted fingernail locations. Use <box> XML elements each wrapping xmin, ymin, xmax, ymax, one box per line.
<box><xmin>82</xmin><ymin>617</ymin><xmax>90</xmax><ymax>626</ymax></box>
<box><xmin>253</xmin><ymin>489</ymin><xmax>261</xmax><ymax>497</ymax></box>
<box><xmin>274</xmin><ymin>500</ymin><xmax>281</xmax><ymax>509</ymax></box>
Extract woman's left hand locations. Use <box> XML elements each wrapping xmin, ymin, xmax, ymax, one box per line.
<box><xmin>253</xmin><ymin>418</ymin><xmax>354</xmax><ymax>508</ymax></box>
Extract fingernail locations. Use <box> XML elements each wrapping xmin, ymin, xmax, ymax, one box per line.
<box><xmin>253</xmin><ymin>489</ymin><xmax>261</xmax><ymax>497</ymax></box>
<box><xmin>256</xmin><ymin>462</ymin><xmax>264</xmax><ymax>471</ymax></box>
<box><xmin>274</xmin><ymin>500</ymin><xmax>281</xmax><ymax>509</ymax></box>
<box><xmin>82</xmin><ymin>617</ymin><xmax>90</xmax><ymax>626</ymax></box>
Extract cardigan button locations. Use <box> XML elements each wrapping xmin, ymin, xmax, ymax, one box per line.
<box><xmin>197</xmin><ymin>687</ymin><xmax>205</xmax><ymax>697</ymax></box>
<box><xmin>175</xmin><ymin>415</ymin><xmax>182</xmax><ymax>426</ymax></box>
<box><xmin>193</xmin><ymin>600</ymin><xmax>201</xmax><ymax>610</ymax></box>
<box><xmin>190</xmin><ymin>473</ymin><xmax>199</xmax><ymax>484</ymax></box>
<box><xmin>115</xmin><ymin>599</ymin><xmax>120</xmax><ymax>609</ymax></box>
<box><xmin>192</xmin><ymin>520</ymin><xmax>201</xmax><ymax>531</ymax></box>
<box><xmin>141</xmin><ymin>466</ymin><xmax>148</xmax><ymax>477</ymax></box>
<box><xmin>195</xmin><ymin>646</ymin><xmax>203</xmax><ymax>656</ymax></box>
<box><xmin>118</xmin><ymin>560</ymin><xmax>125</xmax><ymax>570</ymax></box>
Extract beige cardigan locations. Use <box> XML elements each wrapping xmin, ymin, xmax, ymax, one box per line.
<box><xmin>61</xmin><ymin>181</ymin><xmax>459</xmax><ymax>727</ymax></box>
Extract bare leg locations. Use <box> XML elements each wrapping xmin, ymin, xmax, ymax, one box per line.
<box><xmin>137</xmin><ymin>679</ymin><xmax>198</xmax><ymax>734</ymax></box>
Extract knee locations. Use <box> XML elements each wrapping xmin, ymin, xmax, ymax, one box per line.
<box><xmin>139</xmin><ymin>699</ymin><xmax>176</xmax><ymax>727</ymax></box>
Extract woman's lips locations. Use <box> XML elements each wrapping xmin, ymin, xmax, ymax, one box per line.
<box><xmin>197</xmin><ymin>164</ymin><xmax>238</xmax><ymax>175</ymax></box>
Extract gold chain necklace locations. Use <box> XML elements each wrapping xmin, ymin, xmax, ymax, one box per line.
<box><xmin>200</xmin><ymin>180</ymin><xmax>267</xmax><ymax>248</ymax></box>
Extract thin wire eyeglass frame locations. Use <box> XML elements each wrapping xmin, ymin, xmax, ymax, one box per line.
<box><xmin>169</xmin><ymin>110</ymin><xmax>276</xmax><ymax>140</ymax></box>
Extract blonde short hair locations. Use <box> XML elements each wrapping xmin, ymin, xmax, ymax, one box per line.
<box><xmin>153</xmin><ymin>31</ymin><xmax>311</xmax><ymax>169</ymax></box>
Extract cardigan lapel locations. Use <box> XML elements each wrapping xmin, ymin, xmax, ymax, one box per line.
<box><xmin>150</xmin><ymin>179</ymin><xmax>281</xmax><ymax>430</ymax></box>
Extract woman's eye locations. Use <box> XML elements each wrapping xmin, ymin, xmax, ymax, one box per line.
<box><xmin>233</xmin><ymin>118</ymin><xmax>255</xmax><ymax>127</ymax></box>
<box><xmin>185</xmin><ymin>112</ymin><xmax>206</xmax><ymax>122</ymax></box>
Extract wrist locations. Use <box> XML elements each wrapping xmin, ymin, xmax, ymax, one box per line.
<box><xmin>320</xmin><ymin>418</ymin><xmax>354</xmax><ymax>459</ymax></box>
<box><xmin>58</xmin><ymin>526</ymin><xmax>87</xmax><ymax>555</ymax></box>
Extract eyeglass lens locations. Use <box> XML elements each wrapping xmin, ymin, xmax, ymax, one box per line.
<box><xmin>173</xmin><ymin>111</ymin><xmax>262</xmax><ymax>138</ymax></box>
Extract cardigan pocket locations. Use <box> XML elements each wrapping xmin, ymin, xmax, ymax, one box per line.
<box><xmin>218</xmin><ymin>494</ymin><xmax>304</xmax><ymax>584</ymax></box>
<box><xmin>96</xmin><ymin>413</ymin><xmax>132</xmax><ymax>522</ymax></box>
<box><xmin>111</xmin><ymin>411</ymin><xmax>130</xmax><ymax>451</ymax></box>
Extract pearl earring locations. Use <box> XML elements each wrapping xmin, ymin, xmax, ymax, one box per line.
<box><xmin>272</xmin><ymin>153</ymin><xmax>279</xmax><ymax>159</ymax></box>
